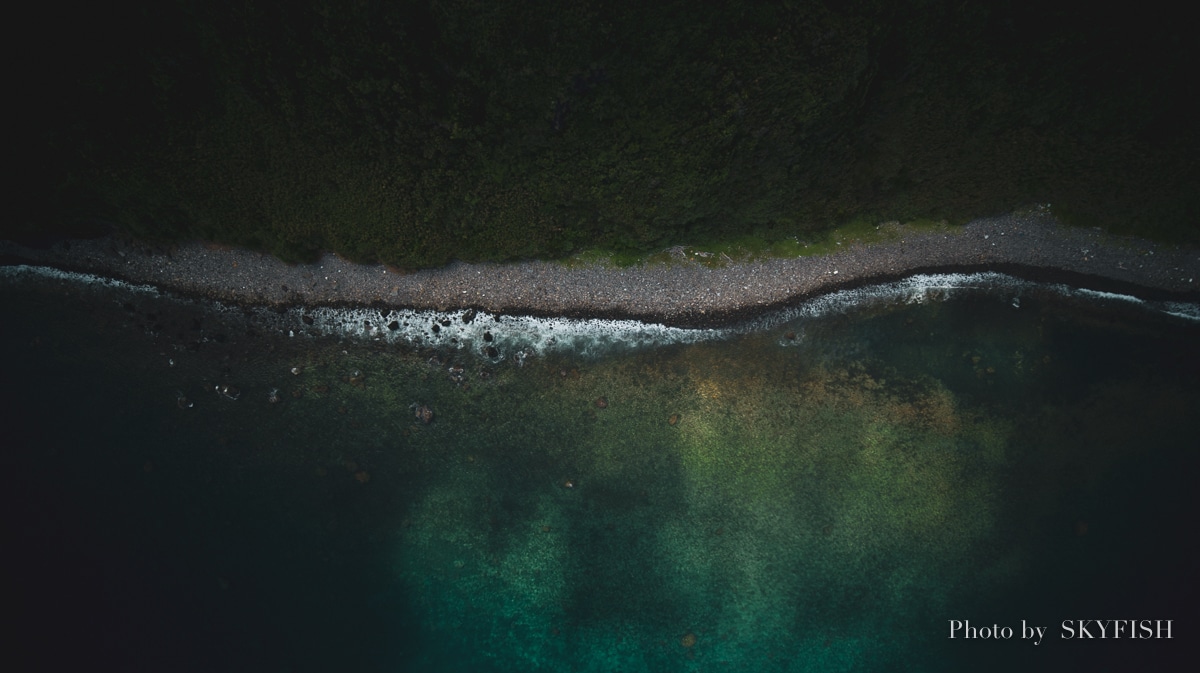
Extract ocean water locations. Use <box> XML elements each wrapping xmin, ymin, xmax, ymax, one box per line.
<box><xmin>2</xmin><ymin>267</ymin><xmax>1196</xmax><ymax>672</ymax></box>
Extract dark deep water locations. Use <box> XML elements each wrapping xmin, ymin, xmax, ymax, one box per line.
<box><xmin>2</xmin><ymin>268</ymin><xmax>1196</xmax><ymax>672</ymax></box>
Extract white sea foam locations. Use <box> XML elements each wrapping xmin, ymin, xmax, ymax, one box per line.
<box><xmin>3</xmin><ymin>265</ymin><xmax>1197</xmax><ymax>357</ymax></box>
<box><xmin>1161</xmin><ymin>303</ymin><xmax>1200</xmax><ymax>322</ymax></box>
<box><xmin>265</xmin><ymin>305</ymin><xmax>734</xmax><ymax>359</ymax></box>
<box><xmin>0</xmin><ymin>264</ymin><xmax>163</xmax><ymax>296</ymax></box>
<box><xmin>745</xmin><ymin>272</ymin><xmax>1027</xmax><ymax>331</ymax></box>
<box><xmin>1065</xmin><ymin>286</ymin><xmax>1200</xmax><ymax>321</ymax></box>
<box><xmin>1073</xmin><ymin>288</ymin><xmax>1146</xmax><ymax>304</ymax></box>
<box><xmin>267</xmin><ymin>272</ymin><xmax>1036</xmax><ymax>358</ymax></box>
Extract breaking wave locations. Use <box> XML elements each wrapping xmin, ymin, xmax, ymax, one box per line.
<box><xmin>3</xmin><ymin>266</ymin><xmax>1197</xmax><ymax>361</ymax></box>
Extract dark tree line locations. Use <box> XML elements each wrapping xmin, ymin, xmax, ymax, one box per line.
<box><xmin>11</xmin><ymin>0</ymin><xmax>1198</xmax><ymax>265</ymax></box>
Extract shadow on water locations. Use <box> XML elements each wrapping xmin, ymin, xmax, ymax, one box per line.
<box><xmin>0</xmin><ymin>287</ymin><xmax>429</xmax><ymax>671</ymax></box>
<box><xmin>2</xmin><ymin>272</ymin><xmax>1196</xmax><ymax>672</ymax></box>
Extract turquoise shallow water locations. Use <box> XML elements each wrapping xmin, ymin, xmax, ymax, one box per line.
<box><xmin>2</xmin><ymin>269</ymin><xmax>1196</xmax><ymax>672</ymax></box>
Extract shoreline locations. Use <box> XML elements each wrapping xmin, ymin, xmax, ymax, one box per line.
<box><xmin>3</xmin><ymin>210</ymin><xmax>1198</xmax><ymax>328</ymax></box>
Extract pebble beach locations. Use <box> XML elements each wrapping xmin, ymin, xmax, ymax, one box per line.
<box><xmin>3</xmin><ymin>209</ymin><xmax>1197</xmax><ymax>327</ymax></box>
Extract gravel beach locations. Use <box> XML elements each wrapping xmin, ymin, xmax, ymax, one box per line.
<box><xmin>3</xmin><ymin>209</ymin><xmax>1198</xmax><ymax>327</ymax></box>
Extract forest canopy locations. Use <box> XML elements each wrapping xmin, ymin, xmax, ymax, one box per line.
<box><xmin>12</xmin><ymin>0</ymin><xmax>1198</xmax><ymax>266</ymax></box>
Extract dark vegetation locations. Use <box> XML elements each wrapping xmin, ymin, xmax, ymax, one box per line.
<box><xmin>12</xmin><ymin>0</ymin><xmax>1198</xmax><ymax>266</ymax></box>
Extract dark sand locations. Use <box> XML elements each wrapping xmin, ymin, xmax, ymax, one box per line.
<box><xmin>3</xmin><ymin>209</ymin><xmax>1197</xmax><ymax>326</ymax></box>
